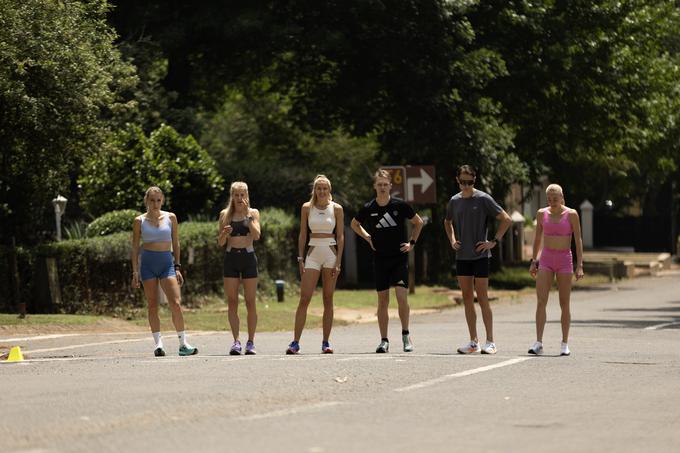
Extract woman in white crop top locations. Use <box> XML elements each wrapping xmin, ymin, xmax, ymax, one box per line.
<box><xmin>286</xmin><ymin>175</ymin><xmax>344</xmax><ymax>355</ymax></box>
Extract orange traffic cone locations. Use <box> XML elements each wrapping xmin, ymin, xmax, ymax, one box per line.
<box><xmin>6</xmin><ymin>346</ymin><xmax>24</xmax><ymax>362</ymax></box>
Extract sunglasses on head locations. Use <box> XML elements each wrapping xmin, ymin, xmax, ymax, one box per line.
<box><xmin>458</xmin><ymin>179</ymin><xmax>475</xmax><ymax>186</ymax></box>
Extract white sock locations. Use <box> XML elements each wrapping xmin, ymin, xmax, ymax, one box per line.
<box><xmin>177</xmin><ymin>331</ymin><xmax>189</xmax><ymax>347</ymax></box>
<box><xmin>152</xmin><ymin>332</ymin><xmax>163</xmax><ymax>349</ymax></box>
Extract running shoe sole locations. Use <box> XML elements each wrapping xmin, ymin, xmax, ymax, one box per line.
<box><xmin>286</xmin><ymin>349</ymin><xmax>299</xmax><ymax>355</ymax></box>
<box><xmin>481</xmin><ymin>348</ymin><xmax>497</xmax><ymax>355</ymax></box>
<box><xmin>179</xmin><ymin>347</ymin><xmax>198</xmax><ymax>356</ymax></box>
<box><xmin>457</xmin><ymin>348</ymin><xmax>480</xmax><ymax>354</ymax></box>
<box><xmin>245</xmin><ymin>349</ymin><xmax>256</xmax><ymax>355</ymax></box>
<box><xmin>154</xmin><ymin>348</ymin><xmax>165</xmax><ymax>357</ymax></box>
<box><xmin>230</xmin><ymin>349</ymin><xmax>241</xmax><ymax>356</ymax></box>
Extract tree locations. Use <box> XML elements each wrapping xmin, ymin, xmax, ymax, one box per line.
<box><xmin>0</xmin><ymin>0</ymin><xmax>137</xmax><ymax>244</ymax></box>
<box><xmin>468</xmin><ymin>0</ymin><xmax>680</xmax><ymax>210</ymax></box>
<box><xmin>79</xmin><ymin>124</ymin><xmax>224</xmax><ymax>219</ymax></box>
<box><xmin>199</xmin><ymin>87</ymin><xmax>379</xmax><ymax>213</ymax></box>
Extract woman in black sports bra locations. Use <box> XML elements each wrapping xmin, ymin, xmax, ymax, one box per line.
<box><xmin>218</xmin><ymin>181</ymin><xmax>261</xmax><ymax>355</ymax></box>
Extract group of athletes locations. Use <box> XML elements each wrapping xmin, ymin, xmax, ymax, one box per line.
<box><xmin>131</xmin><ymin>165</ymin><xmax>584</xmax><ymax>358</ymax></box>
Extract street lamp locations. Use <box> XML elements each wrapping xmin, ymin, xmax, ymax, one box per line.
<box><xmin>52</xmin><ymin>195</ymin><xmax>68</xmax><ymax>241</ymax></box>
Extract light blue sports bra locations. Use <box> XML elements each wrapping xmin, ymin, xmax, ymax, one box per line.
<box><xmin>141</xmin><ymin>214</ymin><xmax>172</xmax><ymax>243</ymax></box>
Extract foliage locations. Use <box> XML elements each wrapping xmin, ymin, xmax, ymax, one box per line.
<box><xmin>0</xmin><ymin>0</ymin><xmax>137</xmax><ymax>245</ymax></box>
<box><xmin>469</xmin><ymin>0</ymin><xmax>680</xmax><ymax>210</ymax></box>
<box><xmin>489</xmin><ymin>266</ymin><xmax>536</xmax><ymax>290</ymax></box>
<box><xmin>0</xmin><ymin>219</ymin><xmax>298</xmax><ymax>313</ymax></box>
<box><xmin>199</xmin><ymin>88</ymin><xmax>379</xmax><ymax>213</ymax></box>
<box><xmin>256</xmin><ymin>207</ymin><xmax>297</xmax><ymax>280</ymax></box>
<box><xmin>86</xmin><ymin>209</ymin><xmax>140</xmax><ymax>238</ymax></box>
<box><xmin>64</xmin><ymin>221</ymin><xmax>89</xmax><ymax>241</ymax></box>
<box><xmin>79</xmin><ymin>124</ymin><xmax>224</xmax><ymax>219</ymax></box>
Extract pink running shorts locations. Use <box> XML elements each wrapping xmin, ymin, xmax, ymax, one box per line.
<box><xmin>538</xmin><ymin>248</ymin><xmax>573</xmax><ymax>274</ymax></box>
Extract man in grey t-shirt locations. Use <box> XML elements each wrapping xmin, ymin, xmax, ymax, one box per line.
<box><xmin>444</xmin><ymin>165</ymin><xmax>512</xmax><ymax>355</ymax></box>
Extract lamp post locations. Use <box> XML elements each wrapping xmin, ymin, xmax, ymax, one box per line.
<box><xmin>52</xmin><ymin>195</ymin><xmax>68</xmax><ymax>241</ymax></box>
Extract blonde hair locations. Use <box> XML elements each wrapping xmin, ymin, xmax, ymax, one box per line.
<box><xmin>219</xmin><ymin>181</ymin><xmax>249</xmax><ymax>228</ymax></box>
<box><xmin>143</xmin><ymin>186</ymin><xmax>164</xmax><ymax>208</ymax></box>
<box><xmin>546</xmin><ymin>184</ymin><xmax>564</xmax><ymax>196</ymax></box>
<box><xmin>374</xmin><ymin>169</ymin><xmax>391</xmax><ymax>182</ymax></box>
<box><xmin>309</xmin><ymin>174</ymin><xmax>333</xmax><ymax>207</ymax></box>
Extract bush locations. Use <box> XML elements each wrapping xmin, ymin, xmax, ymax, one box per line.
<box><xmin>86</xmin><ymin>210</ymin><xmax>140</xmax><ymax>238</ymax></box>
<box><xmin>256</xmin><ymin>208</ymin><xmax>298</xmax><ymax>280</ymax></box>
<box><xmin>490</xmin><ymin>265</ymin><xmax>535</xmax><ymax>290</ymax></box>
<box><xmin>79</xmin><ymin>124</ymin><xmax>224</xmax><ymax>219</ymax></box>
<box><xmin>0</xmin><ymin>216</ymin><xmax>300</xmax><ymax>314</ymax></box>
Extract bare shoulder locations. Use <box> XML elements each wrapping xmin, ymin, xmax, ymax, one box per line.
<box><xmin>249</xmin><ymin>208</ymin><xmax>260</xmax><ymax>219</ymax></box>
<box><xmin>333</xmin><ymin>201</ymin><xmax>344</xmax><ymax>212</ymax></box>
<box><xmin>567</xmin><ymin>208</ymin><xmax>579</xmax><ymax>218</ymax></box>
<box><xmin>166</xmin><ymin>211</ymin><xmax>177</xmax><ymax>221</ymax></box>
<box><xmin>301</xmin><ymin>202</ymin><xmax>311</xmax><ymax>211</ymax></box>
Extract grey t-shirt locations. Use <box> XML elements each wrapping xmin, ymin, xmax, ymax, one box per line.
<box><xmin>445</xmin><ymin>189</ymin><xmax>503</xmax><ymax>260</ymax></box>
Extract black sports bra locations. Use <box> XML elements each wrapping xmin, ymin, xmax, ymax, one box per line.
<box><xmin>230</xmin><ymin>219</ymin><xmax>250</xmax><ymax>236</ymax></box>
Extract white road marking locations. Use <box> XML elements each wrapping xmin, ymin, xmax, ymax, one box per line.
<box><xmin>24</xmin><ymin>338</ymin><xmax>148</xmax><ymax>354</ymax></box>
<box><xmin>0</xmin><ymin>333</ymin><xmax>83</xmax><ymax>342</ymax></box>
<box><xmin>242</xmin><ymin>401</ymin><xmax>346</xmax><ymax>421</ymax></box>
<box><xmin>394</xmin><ymin>357</ymin><xmax>531</xmax><ymax>392</ymax></box>
<box><xmin>643</xmin><ymin>321</ymin><xmax>680</xmax><ymax>331</ymax></box>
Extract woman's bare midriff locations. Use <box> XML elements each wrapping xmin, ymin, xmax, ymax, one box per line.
<box><xmin>228</xmin><ymin>236</ymin><xmax>253</xmax><ymax>249</ymax></box>
<box><xmin>543</xmin><ymin>235</ymin><xmax>571</xmax><ymax>250</ymax></box>
<box><xmin>142</xmin><ymin>241</ymin><xmax>172</xmax><ymax>252</ymax></box>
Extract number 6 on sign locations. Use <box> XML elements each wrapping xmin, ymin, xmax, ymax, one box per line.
<box><xmin>380</xmin><ymin>166</ymin><xmax>406</xmax><ymax>199</ymax></box>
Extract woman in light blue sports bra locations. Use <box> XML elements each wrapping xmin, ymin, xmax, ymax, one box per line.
<box><xmin>131</xmin><ymin>186</ymin><xmax>198</xmax><ymax>357</ymax></box>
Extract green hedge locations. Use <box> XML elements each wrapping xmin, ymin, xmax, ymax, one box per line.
<box><xmin>0</xmin><ymin>211</ymin><xmax>298</xmax><ymax>313</ymax></box>
<box><xmin>86</xmin><ymin>209</ymin><xmax>141</xmax><ymax>237</ymax></box>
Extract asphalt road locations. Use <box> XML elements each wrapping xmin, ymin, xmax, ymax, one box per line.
<box><xmin>2</xmin><ymin>274</ymin><xmax>679</xmax><ymax>453</ymax></box>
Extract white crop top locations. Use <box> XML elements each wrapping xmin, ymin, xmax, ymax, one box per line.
<box><xmin>308</xmin><ymin>202</ymin><xmax>336</xmax><ymax>246</ymax></box>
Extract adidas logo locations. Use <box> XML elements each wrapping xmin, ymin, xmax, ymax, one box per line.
<box><xmin>375</xmin><ymin>212</ymin><xmax>398</xmax><ymax>229</ymax></box>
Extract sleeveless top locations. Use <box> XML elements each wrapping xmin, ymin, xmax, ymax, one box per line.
<box><xmin>308</xmin><ymin>202</ymin><xmax>336</xmax><ymax>246</ymax></box>
<box><xmin>542</xmin><ymin>209</ymin><xmax>573</xmax><ymax>237</ymax></box>
<box><xmin>229</xmin><ymin>218</ymin><xmax>251</xmax><ymax>237</ymax></box>
<box><xmin>141</xmin><ymin>214</ymin><xmax>172</xmax><ymax>243</ymax></box>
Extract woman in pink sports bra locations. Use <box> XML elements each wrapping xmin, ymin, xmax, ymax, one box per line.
<box><xmin>528</xmin><ymin>184</ymin><xmax>584</xmax><ymax>357</ymax></box>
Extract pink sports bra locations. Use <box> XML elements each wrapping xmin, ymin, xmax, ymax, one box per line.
<box><xmin>542</xmin><ymin>209</ymin><xmax>573</xmax><ymax>237</ymax></box>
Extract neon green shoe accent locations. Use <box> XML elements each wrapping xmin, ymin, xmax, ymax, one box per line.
<box><xmin>179</xmin><ymin>345</ymin><xmax>198</xmax><ymax>356</ymax></box>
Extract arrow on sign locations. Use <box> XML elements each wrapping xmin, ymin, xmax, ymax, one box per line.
<box><xmin>406</xmin><ymin>168</ymin><xmax>434</xmax><ymax>201</ymax></box>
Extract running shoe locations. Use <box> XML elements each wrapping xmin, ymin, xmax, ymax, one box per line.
<box><xmin>286</xmin><ymin>341</ymin><xmax>300</xmax><ymax>355</ymax></box>
<box><xmin>528</xmin><ymin>341</ymin><xmax>544</xmax><ymax>355</ymax></box>
<box><xmin>321</xmin><ymin>341</ymin><xmax>334</xmax><ymax>354</ymax></box>
<box><xmin>402</xmin><ymin>334</ymin><xmax>414</xmax><ymax>352</ymax></box>
<box><xmin>481</xmin><ymin>341</ymin><xmax>497</xmax><ymax>355</ymax></box>
<box><xmin>457</xmin><ymin>341</ymin><xmax>480</xmax><ymax>354</ymax></box>
<box><xmin>179</xmin><ymin>345</ymin><xmax>198</xmax><ymax>356</ymax></box>
<box><xmin>375</xmin><ymin>340</ymin><xmax>389</xmax><ymax>353</ymax></box>
<box><xmin>154</xmin><ymin>347</ymin><xmax>166</xmax><ymax>357</ymax></box>
<box><xmin>560</xmin><ymin>342</ymin><xmax>571</xmax><ymax>356</ymax></box>
<box><xmin>229</xmin><ymin>340</ymin><xmax>242</xmax><ymax>356</ymax></box>
<box><xmin>245</xmin><ymin>340</ymin><xmax>256</xmax><ymax>355</ymax></box>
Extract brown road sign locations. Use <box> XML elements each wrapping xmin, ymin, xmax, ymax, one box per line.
<box><xmin>380</xmin><ymin>165</ymin><xmax>436</xmax><ymax>204</ymax></box>
<box><xmin>405</xmin><ymin>166</ymin><xmax>436</xmax><ymax>204</ymax></box>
